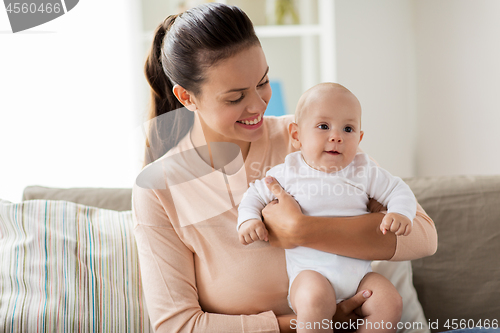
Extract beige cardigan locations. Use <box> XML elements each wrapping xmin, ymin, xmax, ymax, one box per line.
<box><xmin>132</xmin><ymin>115</ymin><xmax>437</xmax><ymax>332</ymax></box>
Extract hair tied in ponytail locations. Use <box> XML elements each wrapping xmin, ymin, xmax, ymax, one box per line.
<box><xmin>163</xmin><ymin>13</ymin><xmax>179</xmax><ymax>31</ymax></box>
<box><xmin>154</xmin><ymin>14</ymin><xmax>178</xmax><ymax>68</ymax></box>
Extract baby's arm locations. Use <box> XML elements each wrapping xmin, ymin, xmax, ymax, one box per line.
<box><xmin>237</xmin><ymin>168</ymin><xmax>284</xmax><ymax>245</ymax></box>
<box><xmin>380</xmin><ymin>212</ymin><xmax>412</xmax><ymax>236</ymax></box>
<box><xmin>362</xmin><ymin>155</ymin><xmax>417</xmax><ymax>236</ymax></box>
<box><xmin>238</xmin><ymin>218</ymin><xmax>269</xmax><ymax>245</ymax></box>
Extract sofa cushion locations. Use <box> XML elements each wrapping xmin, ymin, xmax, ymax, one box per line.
<box><xmin>20</xmin><ymin>175</ymin><xmax>500</xmax><ymax>330</ymax></box>
<box><xmin>17</xmin><ymin>186</ymin><xmax>430</xmax><ymax>333</ymax></box>
<box><xmin>22</xmin><ymin>185</ymin><xmax>133</xmax><ymax>211</ymax></box>
<box><xmin>0</xmin><ymin>199</ymin><xmax>153</xmax><ymax>332</ymax></box>
<box><xmin>404</xmin><ymin>175</ymin><xmax>500</xmax><ymax>332</ymax></box>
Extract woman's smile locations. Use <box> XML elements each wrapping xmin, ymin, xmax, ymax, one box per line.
<box><xmin>236</xmin><ymin>113</ymin><xmax>264</xmax><ymax>128</ymax></box>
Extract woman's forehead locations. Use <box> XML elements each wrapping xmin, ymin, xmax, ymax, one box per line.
<box><xmin>203</xmin><ymin>46</ymin><xmax>268</xmax><ymax>93</ymax></box>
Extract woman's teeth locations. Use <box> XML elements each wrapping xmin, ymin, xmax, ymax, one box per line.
<box><xmin>237</xmin><ymin>114</ymin><xmax>262</xmax><ymax>125</ymax></box>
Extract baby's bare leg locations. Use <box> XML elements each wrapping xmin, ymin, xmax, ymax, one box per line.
<box><xmin>356</xmin><ymin>272</ymin><xmax>402</xmax><ymax>333</ymax></box>
<box><xmin>290</xmin><ymin>270</ymin><xmax>336</xmax><ymax>333</ymax></box>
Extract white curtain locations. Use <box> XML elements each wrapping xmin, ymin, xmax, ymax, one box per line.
<box><xmin>0</xmin><ymin>0</ymin><xmax>144</xmax><ymax>202</ymax></box>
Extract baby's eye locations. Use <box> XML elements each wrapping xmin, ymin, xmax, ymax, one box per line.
<box><xmin>344</xmin><ymin>126</ymin><xmax>353</xmax><ymax>133</ymax></box>
<box><xmin>318</xmin><ymin>124</ymin><xmax>329</xmax><ymax>130</ymax></box>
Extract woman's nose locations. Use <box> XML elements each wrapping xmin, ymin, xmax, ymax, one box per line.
<box><xmin>247</xmin><ymin>89</ymin><xmax>270</xmax><ymax>114</ymax></box>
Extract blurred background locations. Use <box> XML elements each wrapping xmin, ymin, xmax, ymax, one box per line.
<box><xmin>1</xmin><ymin>0</ymin><xmax>499</xmax><ymax>203</ymax></box>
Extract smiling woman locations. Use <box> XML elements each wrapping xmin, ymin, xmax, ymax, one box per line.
<box><xmin>134</xmin><ymin>3</ymin><xmax>437</xmax><ymax>333</ymax></box>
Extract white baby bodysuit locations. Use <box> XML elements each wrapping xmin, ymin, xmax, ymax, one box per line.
<box><xmin>237</xmin><ymin>151</ymin><xmax>417</xmax><ymax>304</ymax></box>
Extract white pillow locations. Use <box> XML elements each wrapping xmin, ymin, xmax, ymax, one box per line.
<box><xmin>0</xmin><ymin>199</ymin><xmax>153</xmax><ymax>333</ymax></box>
<box><xmin>372</xmin><ymin>260</ymin><xmax>430</xmax><ymax>333</ymax></box>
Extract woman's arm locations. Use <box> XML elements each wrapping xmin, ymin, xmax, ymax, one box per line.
<box><xmin>132</xmin><ymin>184</ymin><xmax>280</xmax><ymax>332</ymax></box>
<box><xmin>261</xmin><ymin>177</ymin><xmax>437</xmax><ymax>261</ymax></box>
<box><xmin>390</xmin><ymin>201</ymin><xmax>438</xmax><ymax>260</ymax></box>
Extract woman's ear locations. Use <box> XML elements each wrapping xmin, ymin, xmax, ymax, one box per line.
<box><xmin>173</xmin><ymin>84</ymin><xmax>197</xmax><ymax>111</ymax></box>
<box><xmin>289</xmin><ymin>122</ymin><xmax>302</xmax><ymax>149</ymax></box>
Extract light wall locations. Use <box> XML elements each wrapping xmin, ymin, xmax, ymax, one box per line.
<box><xmin>414</xmin><ymin>0</ymin><xmax>500</xmax><ymax>177</ymax></box>
<box><xmin>260</xmin><ymin>36</ymin><xmax>305</xmax><ymax>117</ymax></box>
<box><xmin>335</xmin><ymin>0</ymin><xmax>417</xmax><ymax>178</ymax></box>
<box><xmin>335</xmin><ymin>0</ymin><xmax>500</xmax><ymax>178</ymax></box>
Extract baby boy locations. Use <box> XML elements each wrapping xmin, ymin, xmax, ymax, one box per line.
<box><xmin>237</xmin><ymin>83</ymin><xmax>416</xmax><ymax>332</ymax></box>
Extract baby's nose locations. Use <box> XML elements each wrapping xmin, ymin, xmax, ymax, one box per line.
<box><xmin>329</xmin><ymin>131</ymin><xmax>343</xmax><ymax>143</ymax></box>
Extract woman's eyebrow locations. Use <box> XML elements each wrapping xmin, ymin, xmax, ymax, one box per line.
<box><xmin>260</xmin><ymin>66</ymin><xmax>270</xmax><ymax>83</ymax></box>
<box><xmin>222</xmin><ymin>67</ymin><xmax>269</xmax><ymax>94</ymax></box>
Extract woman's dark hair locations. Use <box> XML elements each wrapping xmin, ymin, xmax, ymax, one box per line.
<box><xmin>143</xmin><ymin>3</ymin><xmax>260</xmax><ymax>166</ymax></box>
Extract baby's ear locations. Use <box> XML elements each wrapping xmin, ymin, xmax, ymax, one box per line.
<box><xmin>359</xmin><ymin>130</ymin><xmax>364</xmax><ymax>143</ymax></box>
<box><xmin>289</xmin><ymin>122</ymin><xmax>301</xmax><ymax>149</ymax></box>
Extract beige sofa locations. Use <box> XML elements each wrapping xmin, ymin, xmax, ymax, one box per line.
<box><xmin>20</xmin><ymin>175</ymin><xmax>500</xmax><ymax>332</ymax></box>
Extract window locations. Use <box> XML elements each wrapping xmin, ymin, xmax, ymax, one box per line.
<box><xmin>0</xmin><ymin>0</ymin><xmax>144</xmax><ymax>202</ymax></box>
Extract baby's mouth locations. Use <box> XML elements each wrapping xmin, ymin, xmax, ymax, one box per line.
<box><xmin>326</xmin><ymin>150</ymin><xmax>341</xmax><ymax>155</ymax></box>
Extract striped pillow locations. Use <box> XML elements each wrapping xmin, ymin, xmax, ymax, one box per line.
<box><xmin>0</xmin><ymin>199</ymin><xmax>153</xmax><ymax>333</ymax></box>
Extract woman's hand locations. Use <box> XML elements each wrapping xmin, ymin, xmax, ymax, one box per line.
<box><xmin>333</xmin><ymin>290</ymin><xmax>372</xmax><ymax>331</ymax></box>
<box><xmin>276</xmin><ymin>290</ymin><xmax>371</xmax><ymax>332</ymax></box>
<box><xmin>261</xmin><ymin>176</ymin><xmax>304</xmax><ymax>248</ymax></box>
<box><xmin>263</xmin><ymin>176</ymin><xmax>395</xmax><ymax>259</ymax></box>
<box><xmin>277</xmin><ymin>314</ymin><xmax>297</xmax><ymax>333</ymax></box>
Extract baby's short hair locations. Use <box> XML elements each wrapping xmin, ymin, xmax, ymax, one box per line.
<box><xmin>294</xmin><ymin>82</ymin><xmax>358</xmax><ymax>124</ymax></box>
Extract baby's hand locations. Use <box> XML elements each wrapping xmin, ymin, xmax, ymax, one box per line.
<box><xmin>238</xmin><ymin>219</ymin><xmax>269</xmax><ymax>245</ymax></box>
<box><xmin>380</xmin><ymin>213</ymin><xmax>412</xmax><ymax>236</ymax></box>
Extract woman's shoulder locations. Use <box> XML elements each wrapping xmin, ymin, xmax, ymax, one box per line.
<box><xmin>246</xmin><ymin>114</ymin><xmax>294</xmax><ymax>166</ymax></box>
<box><xmin>263</xmin><ymin>114</ymin><xmax>296</xmax><ymax>150</ymax></box>
<box><xmin>133</xmin><ymin>132</ymin><xmax>196</xmax><ymax>202</ymax></box>
<box><xmin>264</xmin><ymin>114</ymin><xmax>295</xmax><ymax>137</ymax></box>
